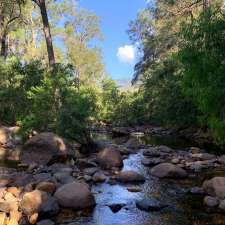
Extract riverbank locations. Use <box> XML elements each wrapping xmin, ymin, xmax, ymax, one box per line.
<box><xmin>0</xmin><ymin>126</ymin><xmax>225</xmax><ymax>224</ymax></box>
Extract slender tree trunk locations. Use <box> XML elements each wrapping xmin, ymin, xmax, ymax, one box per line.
<box><xmin>203</xmin><ymin>0</ymin><xmax>210</xmax><ymax>9</ymax></box>
<box><xmin>0</xmin><ymin>31</ymin><xmax>8</xmax><ymax>59</ymax></box>
<box><xmin>36</xmin><ymin>0</ymin><xmax>55</xmax><ymax>68</ymax></box>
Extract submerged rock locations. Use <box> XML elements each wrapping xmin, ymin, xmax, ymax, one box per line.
<box><xmin>136</xmin><ymin>199</ymin><xmax>168</xmax><ymax>211</ymax></box>
<box><xmin>127</xmin><ymin>186</ymin><xmax>142</xmax><ymax>192</ymax></box>
<box><xmin>116</xmin><ymin>171</ymin><xmax>145</xmax><ymax>183</ymax></box>
<box><xmin>97</xmin><ymin>147</ymin><xmax>123</xmax><ymax>169</ymax></box>
<box><xmin>151</xmin><ymin>163</ymin><xmax>187</xmax><ymax>178</ymax></box>
<box><xmin>54</xmin><ymin>182</ymin><xmax>96</xmax><ymax>210</ymax></box>
<box><xmin>108</xmin><ymin>203</ymin><xmax>126</xmax><ymax>213</ymax></box>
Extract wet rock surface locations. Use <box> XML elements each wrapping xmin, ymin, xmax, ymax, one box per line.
<box><xmin>0</xmin><ymin>129</ymin><xmax>225</xmax><ymax>225</ymax></box>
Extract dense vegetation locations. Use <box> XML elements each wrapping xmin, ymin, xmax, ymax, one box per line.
<box><xmin>0</xmin><ymin>0</ymin><xmax>224</xmax><ymax>147</ymax></box>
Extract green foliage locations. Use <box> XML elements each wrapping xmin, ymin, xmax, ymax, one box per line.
<box><xmin>179</xmin><ymin>8</ymin><xmax>225</xmax><ymax>143</ymax></box>
<box><xmin>0</xmin><ymin>58</ymin><xmax>44</xmax><ymax>124</ymax></box>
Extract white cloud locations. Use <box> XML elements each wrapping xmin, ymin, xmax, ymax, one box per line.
<box><xmin>117</xmin><ymin>45</ymin><xmax>136</xmax><ymax>64</ymax></box>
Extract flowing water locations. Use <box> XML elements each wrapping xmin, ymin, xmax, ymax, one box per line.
<box><xmin>59</xmin><ymin>133</ymin><xmax>225</xmax><ymax>225</ymax></box>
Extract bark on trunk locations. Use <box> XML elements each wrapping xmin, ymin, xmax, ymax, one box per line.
<box><xmin>203</xmin><ymin>0</ymin><xmax>210</xmax><ymax>9</ymax></box>
<box><xmin>38</xmin><ymin>0</ymin><xmax>55</xmax><ymax>68</ymax></box>
<box><xmin>0</xmin><ymin>31</ymin><xmax>8</xmax><ymax>59</ymax></box>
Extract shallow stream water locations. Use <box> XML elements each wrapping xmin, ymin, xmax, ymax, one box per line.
<box><xmin>58</xmin><ymin>133</ymin><xmax>225</xmax><ymax>225</ymax></box>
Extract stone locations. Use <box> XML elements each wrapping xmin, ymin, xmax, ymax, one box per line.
<box><xmin>218</xmin><ymin>155</ymin><xmax>225</xmax><ymax>165</ymax></box>
<box><xmin>54</xmin><ymin>181</ymin><xmax>96</xmax><ymax>210</ymax></box>
<box><xmin>127</xmin><ymin>186</ymin><xmax>142</xmax><ymax>192</ymax></box>
<box><xmin>10</xmin><ymin>211</ymin><xmax>22</xmax><ymax>222</ymax></box>
<box><xmin>151</xmin><ymin>163</ymin><xmax>187</xmax><ymax>179</ymax></box>
<box><xmin>136</xmin><ymin>199</ymin><xmax>168</xmax><ymax>211</ymax></box>
<box><xmin>202</xmin><ymin>177</ymin><xmax>225</xmax><ymax>199</ymax></box>
<box><xmin>7</xmin><ymin>187</ymin><xmax>21</xmax><ymax>198</ymax></box>
<box><xmin>0</xmin><ymin>188</ymin><xmax>6</xmax><ymax>199</ymax></box>
<box><xmin>0</xmin><ymin>212</ymin><xmax>6</xmax><ymax>225</ymax></box>
<box><xmin>36</xmin><ymin>182</ymin><xmax>56</xmax><ymax>195</ymax></box>
<box><xmin>157</xmin><ymin>145</ymin><xmax>173</xmax><ymax>153</ymax></box>
<box><xmin>190</xmin><ymin>147</ymin><xmax>202</xmax><ymax>154</ymax></box>
<box><xmin>83</xmin><ymin>167</ymin><xmax>99</xmax><ymax>176</ymax></box>
<box><xmin>190</xmin><ymin>153</ymin><xmax>216</xmax><ymax>161</ymax></box>
<box><xmin>28</xmin><ymin>213</ymin><xmax>38</xmax><ymax>225</ymax></box>
<box><xmin>8</xmin><ymin>219</ymin><xmax>19</xmax><ymax>225</ymax></box>
<box><xmin>97</xmin><ymin>147</ymin><xmax>123</xmax><ymax>169</ymax></box>
<box><xmin>219</xmin><ymin>200</ymin><xmax>225</xmax><ymax>212</ymax></box>
<box><xmin>53</xmin><ymin>172</ymin><xmax>75</xmax><ymax>184</ymax></box>
<box><xmin>0</xmin><ymin>199</ymin><xmax>18</xmax><ymax>212</ymax></box>
<box><xmin>203</xmin><ymin>196</ymin><xmax>219</xmax><ymax>208</ymax></box>
<box><xmin>37</xmin><ymin>220</ymin><xmax>55</xmax><ymax>225</ymax></box>
<box><xmin>108</xmin><ymin>203</ymin><xmax>126</xmax><ymax>213</ymax></box>
<box><xmin>141</xmin><ymin>158</ymin><xmax>162</xmax><ymax>167</ymax></box>
<box><xmin>4</xmin><ymin>192</ymin><xmax>17</xmax><ymax>202</ymax></box>
<box><xmin>21</xmin><ymin>190</ymin><xmax>59</xmax><ymax>216</ymax></box>
<box><xmin>116</xmin><ymin>171</ymin><xmax>145</xmax><ymax>183</ymax></box>
<box><xmin>92</xmin><ymin>171</ymin><xmax>107</xmax><ymax>183</ymax></box>
<box><xmin>21</xmin><ymin>132</ymin><xmax>69</xmax><ymax>165</ymax></box>
<box><xmin>171</xmin><ymin>158</ymin><xmax>180</xmax><ymax>164</ymax></box>
<box><xmin>190</xmin><ymin>187</ymin><xmax>204</xmax><ymax>195</ymax></box>
<box><xmin>0</xmin><ymin>126</ymin><xmax>10</xmax><ymax>144</ymax></box>
<box><xmin>143</xmin><ymin>148</ymin><xmax>160</xmax><ymax>157</ymax></box>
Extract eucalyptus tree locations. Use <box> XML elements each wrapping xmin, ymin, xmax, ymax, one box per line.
<box><xmin>0</xmin><ymin>0</ymin><xmax>25</xmax><ymax>58</ymax></box>
<box><xmin>32</xmin><ymin>0</ymin><xmax>55</xmax><ymax>68</ymax></box>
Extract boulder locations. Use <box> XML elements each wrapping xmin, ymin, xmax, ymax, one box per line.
<box><xmin>204</xmin><ymin>196</ymin><xmax>219</xmax><ymax>208</ymax></box>
<box><xmin>97</xmin><ymin>147</ymin><xmax>123</xmax><ymax>169</ymax></box>
<box><xmin>36</xmin><ymin>182</ymin><xmax>56</xmax><ymax>195</ymax></box>
<box><xmin>143</xmin><ymin>148</ymin><xmax>161</xmax><ymax>157</ymax></box>
<box><xmin>116</xmin><ymin>171</ymin><xmax>145</xmax><ymax>183</ymax></box>
<box><xmin>202</xmin><ymin>177</ymin><xmax>225</xmax><ymax>199</ymax></box>
<box><xmin>219</xmin><ymin>200</ymin><xmax>225</xmax><ymax>212</ymax></box>
<box><xmin>54</xmin><ymin>182</ymin><xmax>96</xmax><ymax>210</ymax></box>
<box><xmin>127</xmin><ymin>186</ymin><xmax>142</xmax><ymax>192</ymax></box>
<box><xmin>141</xmin><ymin>158</ymin><xmax>162</xmax><ymax>167</ymax></box>
<box><xmin>107</xmin><ymin>203</ymin><xmax>126</xmax><ymax>213</ymax></box>
<box><xmin>53</xmin><ymin>172</ymin><xmax>74</xmax><ymax>184</ymax></box>
<box><xmin>0</xmin><ymin>127</ymin><xmax>10</xmax><ymax>144</ymax></box>
<box><xmin>151</xmin><ymin>163</ymin><xmax>187</xmax><ymax>178</ymax></box>
<box><xmin>92</xmin><ymin>171</ymin><xmax>107</xmax><ymax>183</ymax></box>
<box><xmin>21</xmin><ymin>190</ymin><xmax>59</xmax><ymax>216</ymax></box>
<box><xmin>190</xmin><ymin>153</ymin><xmax>216</xmax><ymax>161</ymax></box>
<box><xmin>21</xmin><ymin>132</ymin><xmax>69</xmax><ymax>165</ymax></box>
<box><xmin>136</xmin><ymin>199</ymin><xmax>168</xmax><ymax>211</ymax></box>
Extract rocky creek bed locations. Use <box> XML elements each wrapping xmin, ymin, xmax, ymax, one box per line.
<box><xmin>1</xmin><ymin>126</ymin><xmax>225</xmax><ymax>225</ymax></box>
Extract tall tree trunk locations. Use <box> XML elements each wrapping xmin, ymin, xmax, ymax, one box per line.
<box><xmin>0</xmin><ymin>31</ymin><xmax>8</xmax><ymax>59</ymax></box>
<box><xmin>34</xmin><ymin>0</ymin><xmax>55</xmax><ymax>68</ymax></box>
<box><xmin>203</xmin><ymin>0</ymin><xmax>210</xmax><ymax>9</ymax></box>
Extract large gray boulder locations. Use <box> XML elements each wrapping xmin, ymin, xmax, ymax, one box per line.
<box><xmin>97</xmin><ymin>147</ymin><xmax>123</xmax><ymax>169</ymax></box>
<box><xmin>21</xmin><ymin>132</ymin><xmax>70</xmax><ymax>165</ymax></box>
<box><xmin>151</xmin><ymin>163</ymin><xmax>187</xmax><ymax>178</ymax></box>
<box><xmin>54</xmin><ymin>182</ymin><xmax>96</xmax><ymax>210</ymax></box>
<box><xmin>202</xmin><ymin>177</ymin><xmax>225</xmax><ymax>199</ymax></box>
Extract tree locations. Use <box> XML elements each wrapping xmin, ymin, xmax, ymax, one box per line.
<box><xmin>0</xmin><ymin>0</ymin><xmax>24</xmax><ymax>59</ymax></box>
<box><xmin>32</xmin><ymin>0</ymin><xmax>55</xmax><ymax>68</ymax></box>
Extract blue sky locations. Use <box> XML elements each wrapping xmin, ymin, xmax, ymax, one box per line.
<box><xmin>78</xmin><ymin>0</ymin><xmax>147</xmax><ymax>80</ymax></box>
